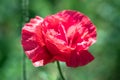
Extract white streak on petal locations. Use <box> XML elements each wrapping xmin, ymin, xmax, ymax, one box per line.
<box><xmin>33</xmin><ymin>60</ymin><xmax>44</xmax><ymax>67</ymax></box>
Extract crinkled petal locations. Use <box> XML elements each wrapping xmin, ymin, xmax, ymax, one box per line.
<box><xmin>42</xmin><ymin>16</ymin><xmax>71</xmax><ymax>60</ymax></box>
<box><xmin>21</xmin><ymin>16</ymin><xmax>53</xmax><ymax>66</ymax></box>
<box><xmin>42</xmin><ymin>16</ymin><xmax>68</xmax><ymax>43</ymax></box>
<box><xmin>54</xmin><ymin>10</ymin><xmax>97</xmax><ymax>50</ymax></box>
<box><xmin>45</xmin><ymin>39</ymin><xmax>67</xmax><ymax>61</ymax></box>
<box><xmin>66</xmin><ymin>50</ymin><xmax>94</xmax><ymax>67</ymax></box>
<box><xmin>43</xmin><ymin>30</ymin><xmax>71</xmax><ymax>62</ymax></box>
<box><xmin>41</xmin><ymin>10</ymin><xmax>96</xmax><ymax>64</ymax></box>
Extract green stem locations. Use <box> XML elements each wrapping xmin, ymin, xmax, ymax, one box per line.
<box><xmin>23</xmin><ymin>53</ymin><xmax>26</xmax><ymax>80</ymax></box>
<box><xmin>56</xmin><ymin>61</ymin><xmax>65</xmax><ymax>80</ymax></box>
<box><xmin>22</xmin><ymin>0</ymin><xmax>29</xmax><ymax>80</ymax></box>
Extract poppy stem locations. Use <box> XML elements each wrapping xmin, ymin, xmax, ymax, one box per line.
<box><xmin>56</xmin><ymin>61</ymin><xmax>65</xmax><ymax>80</ymax></box>
<box><xmin>22</xmin><ymin>0</ymin><xmax>29</xmax><ymax>80</ymax></box>
<box><xmin>23</xmin><ymin>53</ymin><xmax>27</xmax><ymax>80</ymax></box>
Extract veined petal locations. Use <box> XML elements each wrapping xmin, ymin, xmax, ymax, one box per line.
<box><xmin>66</xmin><ymin>50</ymin><xmax>94</xmax><ymax>67</ymax></box>
<box><xmin>42</xmin><ymin>16</ymin><xmax>68</xmax><ymax>43</ymax></box>
<box><xmin>55</xmin><ymin>10</ymin><xmax>84</xmax><ymax>31</ymax></box>
<box><xmin>43</xmin><ymin>30</ymin><xmax>72</xmax><ymax>62</ymax></box>
<box><xmin>21</xmin><ymin>16</ymin><xmax>53</xmax><ymax>66</ymax></box>
<box><xmin>54</xmin><ymin>10</ymin><xmax>97</xmax><ymax>50</ymax></box>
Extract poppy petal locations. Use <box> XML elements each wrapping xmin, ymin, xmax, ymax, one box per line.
<box><xmin>66</xmin><ymin>50</ymin><xmax>94</xmax><ymax>67</ymax></box>
<box><xmin>43</xmin><ymin>30</ymin><xmax>71</xmax><ymax>62</ymax></box>
<box><xmin>54</xmin><ymin>10</ymin><xmax>97</xmax><ymax>50</ymax></box>
<box><xmin>21</xmin><ymin>16</ymin><xmax>53</xmax><ymax>66</ymax></box>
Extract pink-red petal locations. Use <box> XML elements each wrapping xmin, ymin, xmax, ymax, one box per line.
<box><xmin>66</xmin><ymin>50</ymin><xmax>94</xmax><ymax>67</ymax></box>
<box><xmin>54</xmin><ymin>10</ymin><xmax>97</xmax><ymax>50</ymax></box>
<box><xmin>21</xmin><ymin>16</ymin><xmax>53</xmax><ymax>66</ymax></box>
<box><xmin>43</xmin><ymin>30</ymin><xmax>71</xmax><ymax>62</ymax></box>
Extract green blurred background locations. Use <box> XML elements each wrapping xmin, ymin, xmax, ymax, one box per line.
<box><xmin>0</xmin><ymin>0</ymin><xmax>120</xmax><ymax>80</ymax></box>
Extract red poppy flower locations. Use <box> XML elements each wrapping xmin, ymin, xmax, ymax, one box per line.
<box><xmin>21</xmin><ymin>10</ymin><xmax>97</xmax><ymax>67</ymax></box>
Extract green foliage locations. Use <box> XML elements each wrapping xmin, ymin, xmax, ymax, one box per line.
<box><xmin>0</xmin><ymin>0</ymin><xmax>120</xmax><ymax>80</ymax></box>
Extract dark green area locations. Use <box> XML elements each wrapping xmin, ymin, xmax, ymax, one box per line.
<box><xmin>0</xmin><ymin>0</ymin><xmax>120</xmax><ymax>80</ymax></box>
